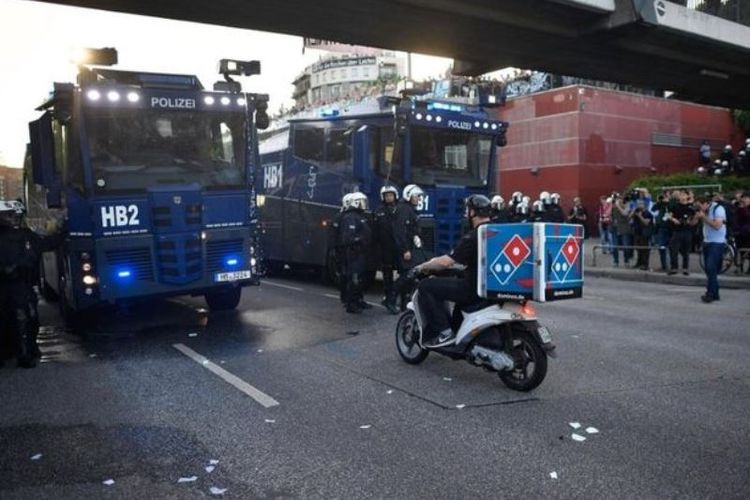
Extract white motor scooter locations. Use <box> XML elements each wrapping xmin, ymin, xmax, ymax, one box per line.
<box><xmin>395</xmin><ymin>272</ymin><xmax>556</xmax><ymax>392</ymax></box>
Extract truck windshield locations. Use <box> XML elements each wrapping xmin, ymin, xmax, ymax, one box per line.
<box><xmin>410</xmin><ymin>127</ymin><xmax>491</xmax><ymax>187</ymax></box>
<box><xmin>85</xmin><ymin>108</ymin><xmax>246</xmax><ymax>192</ymax></box>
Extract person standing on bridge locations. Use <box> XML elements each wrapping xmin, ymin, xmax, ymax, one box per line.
<box><xmin>373</xmin><ymin>185</ymin><xmax>402</xmax><ymax>314</ymax></box>
<box><xmin>336</xmin><ymin>192</ymin><xmax>372</xmax><ymax>314</ymax></box>
<box><xmin>394</xmin><ymin>184</ymin><xmax>424</xmax><ymax>311</ymax></box>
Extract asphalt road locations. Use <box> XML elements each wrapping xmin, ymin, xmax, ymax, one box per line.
<box><xmin>1</xmin><ymin>274</ymin><xmax>749</xmax><ymax>499</ymax></box>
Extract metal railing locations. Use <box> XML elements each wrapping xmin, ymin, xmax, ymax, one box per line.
<box><xmin>668</xmin><ymin>0</ymin><xmax>750</xmax><ymax>26</ymax></box>
<box><xmin>591</xmin><ymin>244</ymin><xmax>666</xmax><ymax>267</ymax></box>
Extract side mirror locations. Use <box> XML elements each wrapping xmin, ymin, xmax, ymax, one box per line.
<box><xmin>353</xmin><ymin>125</ymin><xmax>372</xmax><ymax>194</ymax></box>
<box><xmin>28</xmin><ymin>113</ymin><xmax>62</xmax><ymax>208</ymax></box>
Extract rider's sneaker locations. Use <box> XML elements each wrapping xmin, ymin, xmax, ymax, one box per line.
<box><xmin>426</xmin><ymin>329</ymin><xmax>454</xmax><ymax>347</ymax></box>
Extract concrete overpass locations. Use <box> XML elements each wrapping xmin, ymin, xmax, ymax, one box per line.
<box><xmin>34</xmin><ymin>0</ymin><xmax>750</xmax><ymax>108</ymax></box>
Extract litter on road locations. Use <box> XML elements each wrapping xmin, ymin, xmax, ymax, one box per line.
<box><xmin>210</xmin><ymin>487</ymin><xmax>228</xmax><ymax>495</ymax></box>
<box><xmin>443</xmin><ymin>377</ymin><xmax>452</xmax><ymax>382</ymax></box>
<box><xmin>359</xmin><ymin>425</ymin><xmax>372</xmax><ymax>429</ymax></box>
<box><xmin>178</xmin><ymin>476</ymin><xmax>198</xmax><ymax>483</ymax></box>
<box><xmin>205</xmin><ymin>465</ymin><xmax>215</xmax><ymax>473</ymax></box>
<box><xmin>209</xmin><ymin>459</ymin><xmax>219</xmax><ymax>465</ymax></box>
<box><xmin>549</xmin><ymin>472</ymin><xmax>558</xmax><ymax>480</ymax></box>
<box><xmin>30</xmin><ymin>453</ymin><xmax>42</xmax><ymax>460</ymax></box>
<box><xmin>257</xmin><ymin>349</ymin><xmax>264</xmax><ymax>353</ymax></box>
<box><xmin>386</xmin><ymin>390</ymin><xmax>394</xmax><ymax>394</ymax></box>
<box><xmin>102</xmin><ymin>479</ymin><xmax>115</xmax><ymax>486</ymax></box>
<box><xmin>571</xmin><ymin>433</ymin><xmax>587</xmax><ymax>442</ymax></box>
<box><xmin>265</xmin><ymin>419</ymin><xmax>276</xmax><ymax>423</ymax></box>
<box><xmin>569</xmin><ymin>422</ymin><xmax>581</xmax><ymax>429</ymax></box>
<box><xmin>188</xmin><ymin>333</ymin><xmax>198</xmax><ymax>337</ymax></box>
<box><xmin>586</xmin><ymin>427</ymin><xmax>599</xmax><ymax>434</ymax></box>
<box><xmin>456</xmin><ymin>404</ymin><xmax>466</xmax><ymax>409</ymax></box>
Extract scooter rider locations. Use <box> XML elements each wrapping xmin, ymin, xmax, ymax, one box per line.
<box><xmin>490</xmin><ymin>195</ymin><xmax>512</xmax><ymax>223</ymax></box>
<box><xmin>373</xmin><ymin>184</ymin><xmax>401</xmax><ymax>314</ymax></box>
<box><xmin>336</xmin><ymin>192</ymin><xmax>372</xmax><ymax>314</ymax></box>
<box><xmin>0</xmin><ymin>200</ymin><xmax>66</xmax><ymax>368</ymax></box>
<box><xmin>394</xmin><ymin>184</ymin><xmax>424</xmax><ymax>310</ymax></box>
<box><xmin>411</xmin><ymin>194</ymin><xmax>491</xmax><ymax>346</ymax></box>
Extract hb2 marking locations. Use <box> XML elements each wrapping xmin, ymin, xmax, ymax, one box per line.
<box><xmin>101</xmin><ymin>205</ymin><xmax>140</xmax><ymax>228</ymax></box>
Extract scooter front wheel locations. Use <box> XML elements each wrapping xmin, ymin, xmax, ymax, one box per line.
<box><xmin>498</xmin><ymin>330</ymin><xmax>547</xmax><ymax>392</ymax></box>
<box><xmin>395</xmin><ymin>311</ymin><xmax>429</xmax><ymax>364</ymax></box>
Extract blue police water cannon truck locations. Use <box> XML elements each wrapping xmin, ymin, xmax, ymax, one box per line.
<box><xmin>24</xmin><ymin>48</ymin><xmax>270</xmax><ymax>322</ymax></box>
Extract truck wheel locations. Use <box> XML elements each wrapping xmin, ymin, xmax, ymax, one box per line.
<box><xmin>205</xmin><ymin>287</ymin><xmax>242</xmax><ymax>311</ymax></box>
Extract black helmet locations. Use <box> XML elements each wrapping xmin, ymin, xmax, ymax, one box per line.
<box><xmin>464</xmin><ymin>194</ymin><xmax>492</xmax><ymax>217</ymax></box>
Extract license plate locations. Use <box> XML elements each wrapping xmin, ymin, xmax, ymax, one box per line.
<box><xmin>538</xmin><ymin>326</ymin><xmax>553</xmax><ymax>344</ymax></box>
<box><xmin>214</xmin><ymin>270</ymin><xmax>252</xmax><ymax>282</ymax></box>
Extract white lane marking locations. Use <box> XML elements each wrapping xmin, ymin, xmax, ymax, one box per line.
<box><xmin>172</xmin><ymin>344</ymin><xmax>279</xmax><ymax>408</ymax></box>
<box><xmin>261</xmin><ymin>280</ymin><xmax>304</xmax><ymax>292</ymax></box>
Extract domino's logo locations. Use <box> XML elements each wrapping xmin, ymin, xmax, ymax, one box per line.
<box><xmin>551</xmin><ymin>235</ymin><xmax>580</xmax><ymax>282</ymax></box>
<box><xmin>491</xmin><ymin>234</ymin><xmax>531</xmax><ymax>285</ymax></box>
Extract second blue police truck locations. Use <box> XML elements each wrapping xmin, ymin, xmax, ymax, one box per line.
<box><xmin>25</xmin><ymin>49</ymin><xmax>269</xmax><ymax>320</ymax></box>
<box><xmin>257</xmin><ymin>84</ymin><xmax>507</xmax><ymax>279</ymax></box>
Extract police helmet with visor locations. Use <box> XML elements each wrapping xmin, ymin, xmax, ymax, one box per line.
<box><xmin>464</xmin><ymin>194</ymin><xmax>491</xmax><ymax>218</ymax></box>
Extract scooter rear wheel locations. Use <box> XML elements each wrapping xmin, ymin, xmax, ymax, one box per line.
<box><xmin>395</xmin><ymin>311</ymin><xmax>428</xmax><ymax>364</ymax></box>
<box><xmin>498</xmin><ymin>331</ymin><xmax>547</xmax><ymax>392</ymax></box>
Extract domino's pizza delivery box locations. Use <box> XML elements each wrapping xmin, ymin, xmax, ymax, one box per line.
<box><xmin>477</xmin><ymin>223</ymin><xmax>584</xmax><ymax>302</ymax></box>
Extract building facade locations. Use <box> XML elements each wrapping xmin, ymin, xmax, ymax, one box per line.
<box><xmin>0</xmin><ymin>166</ymin><xmax>23</xmax><ymax>200</ymax></box>
<box><xmin>292</xmin><ymin>52</ymin><xmax>405</xmax><ymax>109</ymax></box>
<box><xmin>494</xmin><ymin>85</ymin><xmax>744</xmax><ymax>227</ymax></box>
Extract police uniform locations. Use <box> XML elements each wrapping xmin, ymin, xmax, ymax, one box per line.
<box><xmin>491</xmin><ymin>207</ymin><xmax>512</xmax><ymax>223</ymax></box>
<box><xmin>0</xmin><ymin>224</ymin><xmax>65</xmax><ymax>368</ymax></box>
<box><xmin>393</xmin><ymin>199</ymin><xmax>421</xmax><ymax>309</ymax></box>
<box><xmin>373</xmin><ymin>198</ymin><xmax>400</xmax><ymax>313</ymax></box>
<box><xmin>336</xmin><ymin>205</ymin><xmax>372</xmax><ymax>313</ymax></box>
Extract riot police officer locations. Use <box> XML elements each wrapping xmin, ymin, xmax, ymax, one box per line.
<box><xmin>373</xmin><ymin>185</ymin><xmax>401</xmax><ymax>314</ymax></box>
<box><xmin>394</xmin><ymin>184</ymin><xmax>424</xmax><ymax>310</ymax></box>
<box><xmin>490</xmin><ymin>195</ymin><xmax>512</xmax><ymax>223</ymax></box>
<box><xmin>547</xmin><ymin>193</ymin><xmax>565</xmax><ymax>222</ymax></box>
<box><xmin>531</xmin><ymin>200</ymin><xmax>546</xmax><ymax>222</ymax></box>
<box><xmin>336</xmin><ymin>192</ymin><xmax>372</xmax><ymax>314</ymax></box>
<box><xmin>513</xmin><ymin>200</ymin><xmax>531</xmax><ymax>223</ymax></box>
<box><xmin>0</xmin><ymin>200</ymin><xmax>65</xmax><ymax>368</ymax></box>
<box><xmin>328</xmin><ymin>193</ymin><xmax>353</xmax><ymax>304</ymax></box>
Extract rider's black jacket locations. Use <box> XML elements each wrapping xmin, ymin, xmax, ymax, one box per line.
<box><xmin>0</xmin><ymin>226</ymin><xmax>65</xmax><ymax>286</ymax></box>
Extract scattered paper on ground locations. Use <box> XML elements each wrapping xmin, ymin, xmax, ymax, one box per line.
<box><xmin>205</xmin><ymin>465</ymin><xmax>215</xmax><ymax>473</ymax></box>
<box><xmin>456</xmin><ymin>404</ymin><xmax>466</xmax><ymax>409</ymax></box>
<box><xmin>549</xmin><ymin>472</ymin><xmax>558</xmax><ymax>480</ymax></box>
<box><xmin>359</xmin><ymin>425</ymin><xmax>371</xmax><ymax>429</ymax></box>
<box><xmin>188</xmin><ymin>333</ymin><xmax>198</xmax><ymax>338</ymax></box>
<box><xmin>89</xmin><ymin>354</ymin><xmax>97</xmax><ymax>358</ymax></box>
<box><xmin>571</xmin><ymin>433</ymin><xmax>586</xmax><ymax>442</ymax></box>
<box><xmin>569</xmin><ymin>422</ymin><xmax>581</xmax><ymax>429</ymax></box>
<box><xmin>265</xmin><ymin>419</ymin><xmax>275</xmax><ymax>424</ymax></box>
<box><xmin>443</xmin><ymin>377</ymin><xmax>452</xmax><ymax>382</ymax></box>
<box><xmin>586</xmin><ymin>427</ymin><xmax>599</xmax><ymax>434</ymax></box>
<box><xmin>386</xmin><ymin>390</ymin><xmax>394</xmax><ymax>394</ymax></box>
<box><xmin>257</xmin><ymin>349</ymin><xmax>264</xmax><ymax>353</ymax></box>
<box><xmin>30</xmin><ymin>453</ymin><xmax>42</xmax><ymax>460</ymax></box>
<box><xmin>209</xmin><ymin>459</ymin><xmax>219</xmax><ymax>465</ymax></box>
<box><xmin>210</xmin><ymin>487</ymin><xmax>227</xmax><ymax>495</ymax></box>
<box><xmin>178</xmin><ymin>476</ymin><xmax>198</xmax><ymax>483</ymax></box>
<box><xmin>103</xmin><ymin>479</ymin><xmax>115</xmax><ymax>486</ymax></box>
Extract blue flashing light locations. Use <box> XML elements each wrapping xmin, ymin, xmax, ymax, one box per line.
<box><xmin>427</xmin><ymin>102</ymin><xmax>464</xmax><ymax>113</ymax></box>
<box><xmin>117</xmin><ymin>270</ymin><xmax>132</xmax><ymax>279</ymax></box>
<box><xmin>225</xmin><ymin>257</ymin><xmax>239</xmax><ymax>267</ymax></box>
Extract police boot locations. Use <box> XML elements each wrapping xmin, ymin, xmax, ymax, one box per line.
<box><xmin>15</xmin><ymin>313</ymin><xmax>37</xmax><ymax>369</ymax></box>
<box><xmin>17</xmin><ymin>334</ymin><xmax>37</xmax><ymax>369</ymax></box>
<box><xmin>382</xmin><ymin>292</ymin><xmax>398</xmax><ymax>315</ymax></box>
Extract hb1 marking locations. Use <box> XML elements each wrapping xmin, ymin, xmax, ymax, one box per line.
<box><xmin>101</xmin><ymin>205</ymin><xmax>140</xmax><ymax>228</ymax></box>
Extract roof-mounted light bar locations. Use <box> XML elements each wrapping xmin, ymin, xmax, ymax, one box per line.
<box><xmin>72</xmin><ymin>47</ymin><xmax>118</xmax><ymax>67</ymax></box>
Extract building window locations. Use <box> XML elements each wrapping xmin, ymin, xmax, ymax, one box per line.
<box><xmin>352</xmin><ymin>67</ymin><xmax>359</xmax><ymax>78</ymax></box>
<box><xmin>340</xmin><ymin>68</ymin><xmax>346</xmax><ymax>80</ymax></box>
